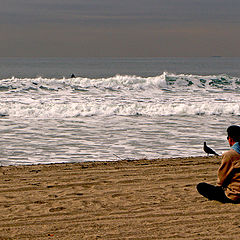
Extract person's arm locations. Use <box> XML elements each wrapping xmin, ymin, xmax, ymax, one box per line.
<box><xmin>217</xmin><ymin>152</ymin><xmax>234</xmax><ymax>188</ymax></box>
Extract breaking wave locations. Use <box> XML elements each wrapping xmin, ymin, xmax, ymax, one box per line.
<box><xmin>1</xmin><ymin>72</ymin><xmax>240</xmax><ymax>119</ymax></box>
<box><xmin>0</xmin><ymin>72</ymin><xmax>240</xmax><ymax>92</ymax></box>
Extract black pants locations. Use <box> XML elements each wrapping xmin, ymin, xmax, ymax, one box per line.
<box><xmin>196</xmin><ymin>182</ymin><xmax>235</xmax><ymax>203</ymax></box>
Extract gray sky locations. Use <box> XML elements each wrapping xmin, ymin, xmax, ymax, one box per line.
<box><xmin>1</xmin><ymin>0</ymin><xmax>240</xmax><ymax>57</ymax></box>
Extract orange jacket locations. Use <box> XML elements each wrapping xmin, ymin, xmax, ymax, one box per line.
<box><xmin>217</xmin><ymin>149</ymin><xmax>240</xmax><ymax>201</ymax></box>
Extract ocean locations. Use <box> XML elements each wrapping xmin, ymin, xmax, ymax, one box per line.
<box><xmin>1</xmin><ymin>57</ymin><xmax>240</xmax><ymax>166</ymax></box>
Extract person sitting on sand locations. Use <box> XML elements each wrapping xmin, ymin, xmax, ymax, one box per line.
<box><xmin>197</xmin><ymin>125</ymin><xmax>240</xmax><ymax>203</ymax></box>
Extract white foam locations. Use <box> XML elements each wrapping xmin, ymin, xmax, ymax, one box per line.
<box><xmin>1</xmin><ymin>73</ymin><xmax>240</xmax><ymax>119</ymax></box>
<box><xmin>1</xmin><ymin>72</ymin><xmax>238</xmax><ymax>92</ymax></box>
<box><xmin>1</xmin><ymin>100</ymin><xmax>240</xmax><ymax>119</ymax></box>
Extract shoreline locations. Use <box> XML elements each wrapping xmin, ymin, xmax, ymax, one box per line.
<box><xmin>0</xmin><ymin>155</ymin><xmax>214</xmax><ymax>168</ymax></box>
<box><xmin>2</xmin><ymin>156</ymin><xmax>240</xmax><ymax>240</ymax></box>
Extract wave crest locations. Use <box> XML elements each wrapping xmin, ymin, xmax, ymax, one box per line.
<box><xmin>0</xmin><ymin>72</ymin><xmax>239</xmax><ymax>92</ymax></box>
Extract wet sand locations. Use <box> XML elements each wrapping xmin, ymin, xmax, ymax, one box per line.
<box><xmin>1</xmin><ymin>156</ymin><xmax>240</xmax><ymax>240</ymax></box>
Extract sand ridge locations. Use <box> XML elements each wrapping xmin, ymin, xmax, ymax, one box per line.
<box><xmin>1</xmin><ymin>156</ymin><xmax>240</xmax><ymax>239</ymax></box>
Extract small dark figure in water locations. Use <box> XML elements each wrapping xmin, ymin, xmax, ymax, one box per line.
<box><xmin>71</xmin><ymin>74</ymin><xmax>76</xmax><ymax>78</ymax></box>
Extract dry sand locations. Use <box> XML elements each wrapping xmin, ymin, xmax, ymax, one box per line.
<box><xmin>1</xmin><ymin>156</ymin><xmax>240</xmax><ymax>240</ymax></box>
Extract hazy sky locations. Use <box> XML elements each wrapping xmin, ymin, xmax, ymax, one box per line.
<box><xmin>1</xmin><ymin>0</ymin><xmax>240</xmax><ymax>57</ymax></box>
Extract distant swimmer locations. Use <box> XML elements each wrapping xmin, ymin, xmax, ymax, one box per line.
<box><xmin>71</xmin><ymin>74</ymin><xmax>76</xmax><ymax>78</ymax></box>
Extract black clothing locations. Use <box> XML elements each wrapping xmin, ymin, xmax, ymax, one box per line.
<box><xmin>196</xmin><ymin>182</ymin><xmax>237</xmax><ymax>203</ymax></box>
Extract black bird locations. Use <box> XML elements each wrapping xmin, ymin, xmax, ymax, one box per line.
<box><xmin>203</xmin><ymin>142</ymin><xmax>219</xmax><ymax>156</ymax></box>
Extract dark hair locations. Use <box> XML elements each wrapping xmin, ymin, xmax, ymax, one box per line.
<box><xmin>227</xmin><ymin>125</ymin><xmax>240</xmax><ymax>142</ymax></box>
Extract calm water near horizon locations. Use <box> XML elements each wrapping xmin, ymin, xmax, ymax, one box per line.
<box><xmin>1</xmin><ymin>57</ymin><xmax>240</xmax><ymax>165</ymax></box>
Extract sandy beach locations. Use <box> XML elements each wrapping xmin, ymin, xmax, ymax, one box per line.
<box><xmin>1</xmin><ymin>156</ymin><xmax>240</xmax><ymax>240</ymax></box>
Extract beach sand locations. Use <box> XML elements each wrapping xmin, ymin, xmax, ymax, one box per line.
<box><xmin>1</xmin><ymin>156</ymin><xmax>240</xmax><ymax>240</ymax></box>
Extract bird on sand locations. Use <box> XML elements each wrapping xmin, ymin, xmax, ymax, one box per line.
<box><xmin>203</xmin><ymin>142</ymin><xmax>219</xmax><ymax>156</ymax></box>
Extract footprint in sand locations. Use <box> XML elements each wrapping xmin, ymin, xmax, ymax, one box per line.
<box><xmin>49</xmin><ymin>207</ymin><xmax>66</xmax><ymax>212</ymax></box>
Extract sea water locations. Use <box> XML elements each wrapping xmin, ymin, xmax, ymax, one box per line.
<box><xmin>1</xmin><ymin>57</ymin><xmax>240</xmax><ymax>165</ymax></box>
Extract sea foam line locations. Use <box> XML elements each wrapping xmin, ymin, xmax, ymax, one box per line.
<box><xmin>1</xmin><ymin>101</ymin><xmax>240</xmax><ymax>118</ymax></box>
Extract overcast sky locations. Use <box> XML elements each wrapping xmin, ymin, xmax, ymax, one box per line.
<box><xmin>1</xmin><ymin>0</ymin><xmax>240</xmax><ymax>57</ymax></box>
